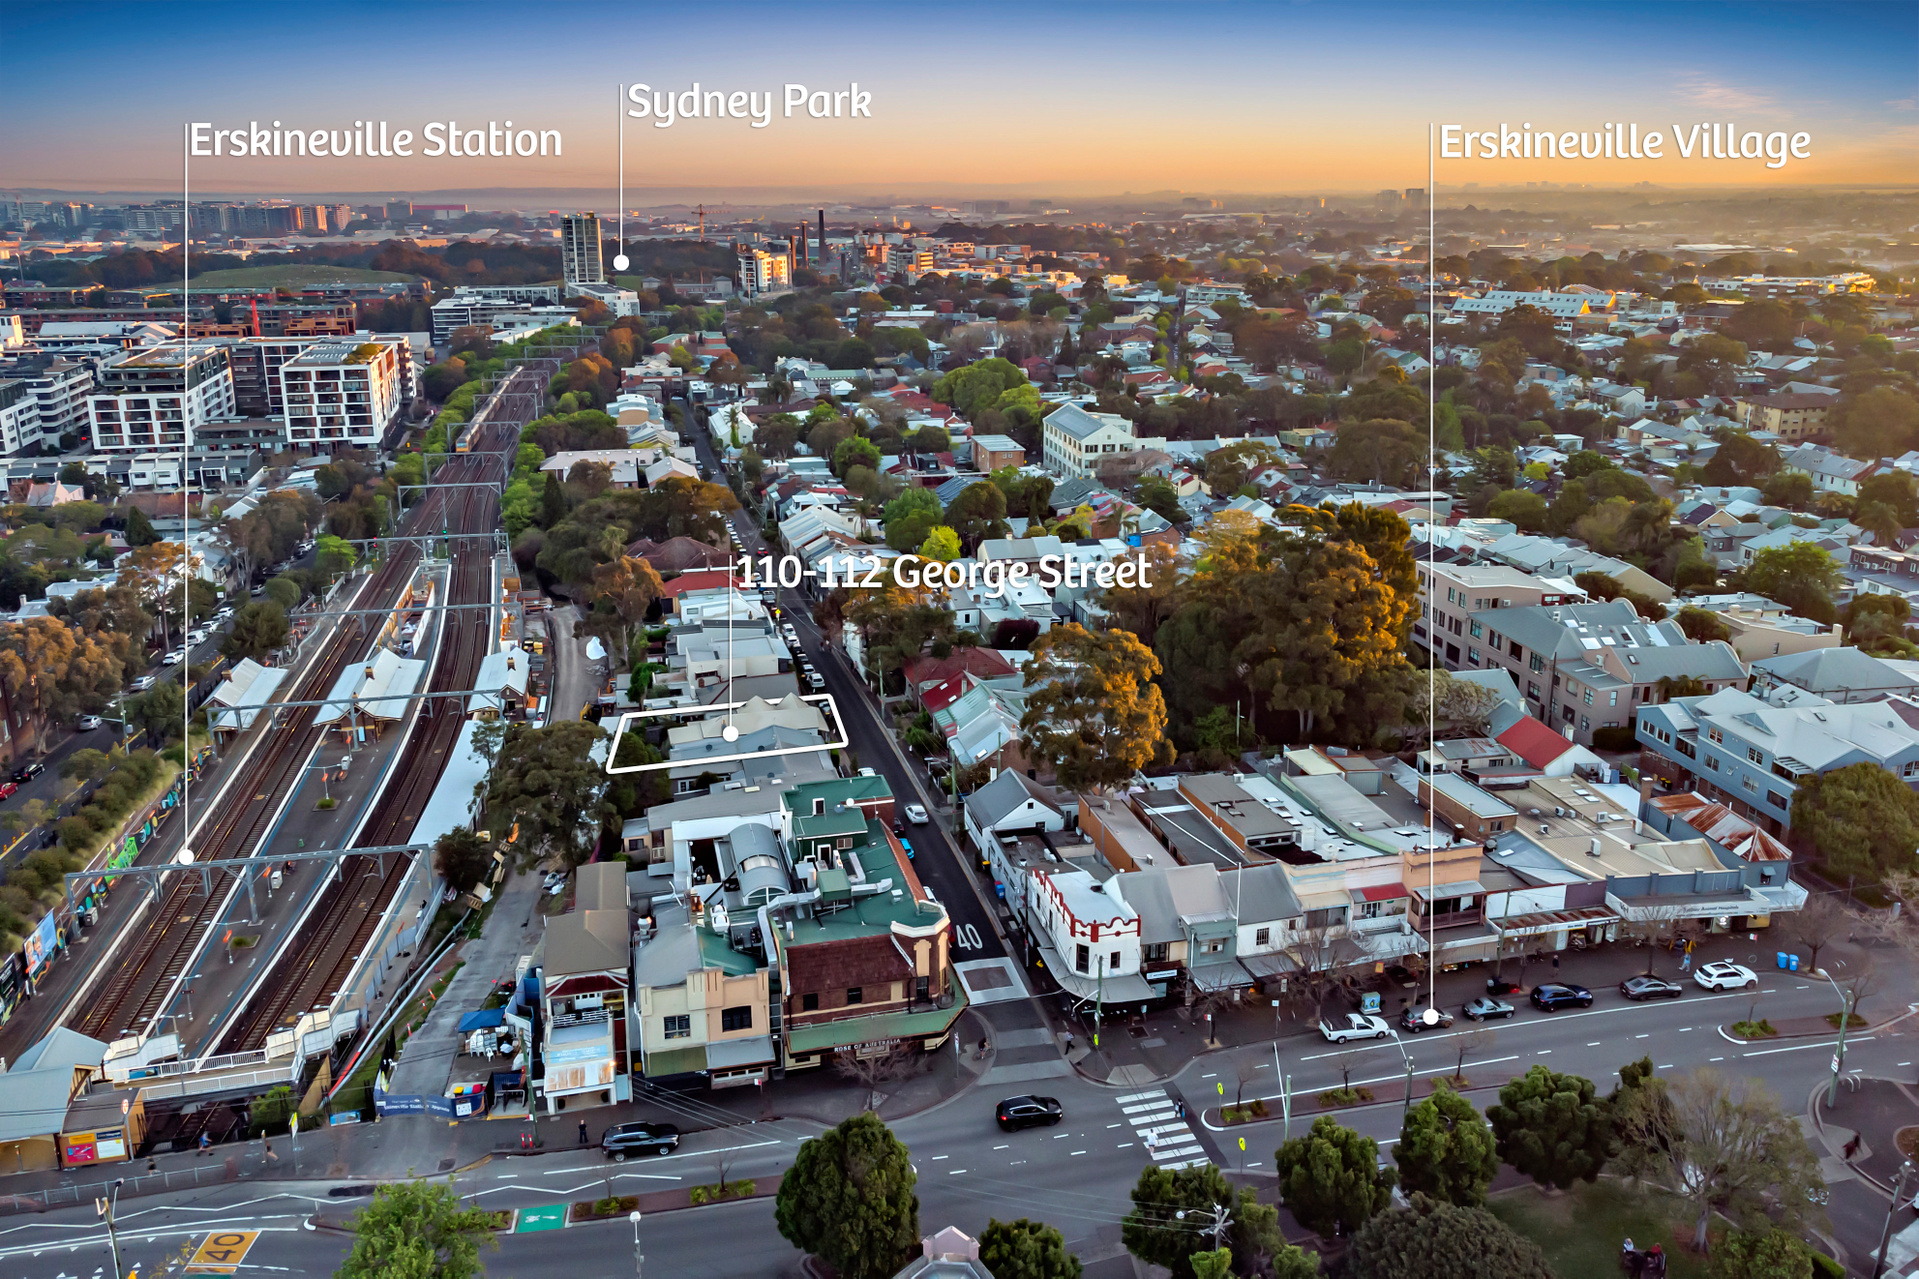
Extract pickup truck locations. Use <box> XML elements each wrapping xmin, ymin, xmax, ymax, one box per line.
<box><xmin>1317</xmin><ymin>1013</ymin><xmax>1393</xmax><ymax>1043</ymax></box>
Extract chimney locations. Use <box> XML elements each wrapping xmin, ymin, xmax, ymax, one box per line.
<box><xmin>817</xmin><ymin>209</ymin><xmax>825</xmax><ymax>266</ymax></box>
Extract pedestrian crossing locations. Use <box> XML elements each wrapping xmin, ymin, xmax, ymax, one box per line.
<box><xmin>1116</xmin><ymin>1088</ymin><xmax>1206</xmax><ymax>1169</ymax></box>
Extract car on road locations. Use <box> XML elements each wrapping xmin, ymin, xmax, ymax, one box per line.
<box><xmin>899</xmin><ymin>839</ymin><xmax>915</xmax><ymax>860</ymax></box>
<box><xmin>904</xmin><ymin>804</ymin><xmax>929</xmax><ymax>824</ymax></box>
<box><xmin>995</xmin><ymin>1095</ymin><xmax>1063</xmax><ymax>1132</ymax></box>
<box><xmin>600</xmin><ymin>1121</ymin><xmax>680</xmax><ymax>1161</ymax></box>
<box><xmin>1462</xmin><ymin>995</ymin><xmax>1516</xmax><ymax>1021</ymax></box>
<box><xmin>213</xmin><ymin>606</ymin><xmax>233</xmax><ymax>622</ymax></box>
<box><xmin>128</xmin><ymin>675</ymin><xmax>156</xmax><ymax>692</ymax></box>
<box><xmin>1693</xmin><ymin>961</ymin><xmax>1758</xmax><ymax>991</ymax></box>
<box><xmin>0</xmin><ymin>782</ymin><xmax>18</xmax><ymax>801</ymax></box>
<box><xmin>781</xmin><ymin>624</ymin><xmax>799</xmax><ymax>642</ymax></box>
<box><xmin>1398</xmin><ymin>1005</ymin><xmax>1455</xmax><ymax>1032</ymax></box>
<box><xmin>804</xmin><ymin>670</ymin><xmax>825</xmax><ymax>691</ymax></box>
<box><xmin>1318</xmin><ymin>1013</ymin><xmax>1393</xmax><ymax>1043</ymax></box>
<box><xmin>10</xmin><ymin>760</ymin><xmax>45</xmax><ymax>784</ymax></box>
<box><xmin>1529</xmin><ymin>982</ymin><xmax>1594</xmax><ymax>1011</ymax></box>
<box><xmin>77</xmin><ymin>715</ymin><xmax>103</xmax><ymax>731</ymax></box>
<box><xmin>1620</xmin><ymin>975</ymin><xmax>1684</xmax><ymax>1000</ymax></box>
<box><xmin>162</xmin><ymin>649</ymin><xmax>186</xmax><ymax>666</ymax></box>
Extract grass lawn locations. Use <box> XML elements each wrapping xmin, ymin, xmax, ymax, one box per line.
<box><xmin>188</xmin><ymin>264</ymin><xmax>419</xmax><ymax>288</ymax></box>
<box><xmin>1488</xmin><ymin>1180</ymin><xmax>1705</xmax><ymax>1279</ymax></box>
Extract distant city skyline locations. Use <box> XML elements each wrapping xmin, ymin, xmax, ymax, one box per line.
<box><xmin>4</xmin><ymin>0</ymin><xmax>1913</xmax><ymax>195</ymax></box>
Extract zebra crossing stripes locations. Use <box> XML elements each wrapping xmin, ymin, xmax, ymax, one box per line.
<box><xmin>1114</xmin><ymin>1088</ymin><xmax>1206</xmax><ymax>1169</ymax></box>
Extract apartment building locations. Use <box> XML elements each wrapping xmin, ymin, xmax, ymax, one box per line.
<box><xmin>0</xmin><ymin>382</ymin><xmax>41</xmax><ymax>455</ymax></box>
<box><xmin>560</xmin><ymin>212</ymin><xmax>604</xmax><ymax>289</ymax></box>
<box><xmin>1468</xmin><ymin>599</ymin><xmax>1747</xmax><ymax>744</ymax></box>
<box><xmin>1738</xmin><ymin>393</ymin><xmax>1832</xmax><ymax>442</ymax></box>
<box><xmin>737</xmin><ymin>246</ymin><xmax>791</xmax><ymax>296</ymax></box>
<box><xmin>85</xmin><ymin>341</ymin><xmax>236</xmax><ymax>453</ymax></box>
<box><xmin>1415</xmin><ymin>562</ymin><xmax>1585</xmax><ymax>670</ymax></box>
<box><xmin>1041</xmin><ymin>402</ymin><xmax>1156</xmax><ymax>479</ymax></box>
<box><xmin>1637</xmin><ymin>686</ymin><xmax>1919</xmax><ymax>832</ymax></box>
<box><xmin>278</xmin><ymin>337</ymin><xmax>409</xmax><ymax>452</ymax></box>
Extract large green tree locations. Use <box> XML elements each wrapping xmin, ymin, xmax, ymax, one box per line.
<box><xmin>220</xmin><ymin>601</ymin><xmax>291</xmax><ymax>662</ymax></box>
<box><xmin>1346</xmin><ymin>1194</ymin><xmax>1551</xmax><ymax>1279</ymax></box>
<box><xmin>1711</xmin><ymin>1227</ymin><xmax>1816</xmax><ymax>1279</ymax></box>
<box><xmin>1742</xmin><ymin>542</ymin><xmax>1842</xmax><ymax>624</ymax></box>
<box><xmin>1120</xmin><ymin>1162</ymin><xmax>1309</xmax><ymax>1279</ymax></box>
<box><xmin>1274</xmin><ymin>1115</ymin><xmax>1396</xmax><ymax>1237</ymax></box>
<box><xmin>1018</xmin><ymin>623</ymin><xmax>1173</xmax><ymax>792</ymax></box>
<box><xmin>334</xmin><ymin>1179</ymin><xmax>497</xmax><ymax>1279</ymax></box>
<box><xmin>774</xmin><ymin>1113</ymin><xmax>919</xmax><ymax>1279</ymax></box>
<box><xmin>1396</xmin><ymin>1083</ymin><xmax>1499</xmax><ymax>1207</ymax></box>
<box><xmin>1790</xmin><ymin>760</ymin><xmax>1919</xmax><ymax>881</ymax></box>
<box><xmin>979</xmin><ymin>1218</ymin><xmax>1082</xmax><ymax>1279</ymax></box>
<box><xmin>1485</xmin><ymin>1065</ymin><xmax>1613</xmax><ymax>1190</ymax></box>
<box><xmin>475</xmin><ymin>719</ymin><xmax>614</xmax><ymax>869</ymax></box>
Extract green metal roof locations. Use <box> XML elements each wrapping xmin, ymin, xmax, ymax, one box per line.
<box><xmin>784</xmin><ymin>776</ymin><xmax>891</xmax><ymax>815</ymax></box>
<box><xmin>784</xmin><ymin>995</ymin><xmax>969</xmax><ymax>1054</ymax></box>
<box><xmin>640</xmin><ymin>1044</ymin><xmax>708</xmax><ymax>1077</ymax></box>
<box><xmin>697</xmin><ymin>929</ymin><xmax>762</xmax><ymax>976</ymax></box>
<box><xmin>793</xmin><ymin>809</ymin><xmax>867</xmax><ymax>841</ymax></box>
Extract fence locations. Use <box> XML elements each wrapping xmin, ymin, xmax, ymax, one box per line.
<box><xmin>0</xmin><ymin>1158</ymin><xmax>233</xmax><ymax>1215</ymax></box>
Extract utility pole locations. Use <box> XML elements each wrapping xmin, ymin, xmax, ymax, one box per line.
<box><xmin>1873</xmin><ymin>1161</ymin><xmax>1915</xmax><ymax>1278</ymax></box>
<box><xmin>97</xmin><ymin>1178</ymin><xmax>125</xmax><ymax>1279</ymax></box>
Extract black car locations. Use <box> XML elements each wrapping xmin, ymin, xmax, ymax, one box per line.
<box><xmin>10</xmin><ymin>760</ymin><xmax>44</xmax><ymax>784</ymax></box>
<box><xmin>996</xmin><ymin>1095</ymin><xmax>1063</xmax><ymax>1132</ymax></box>
<box><xmin>1530</xmin><ymin>982</ymin><xmax>1594</xmax><ymax>1011</ymax></box>
<box><xmin>1620</xmin><ymin>975</ymin><xmax>1684</xmax><ymax>1000</ymax></box>
<box><xmin>600</xmin><ymin>1121</ymin><xmax>680</xmax><ymax>1161</ymax></box>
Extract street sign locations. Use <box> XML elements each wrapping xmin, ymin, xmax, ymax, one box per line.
<box><xmin>1830</xmin><ymin>1054</ymin><xmax>1841</xmax><ymax>1074</ymax></box>
<box><xmin>186</xmin><ymin>1229</ymin><xmax>259</xmax><ymax>1274</ymax></box>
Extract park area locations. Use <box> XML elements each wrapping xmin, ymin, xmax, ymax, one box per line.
<box><xmin>1489</xmin><ymin>1181</ymin><xmax>1705</xmax><ymax>1279</ymax></box>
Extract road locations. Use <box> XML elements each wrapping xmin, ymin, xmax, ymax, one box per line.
<box><xmin>6</xmin><ymin>967</ymin><xmax>1910</xmax><ymax>1279</ymax></box>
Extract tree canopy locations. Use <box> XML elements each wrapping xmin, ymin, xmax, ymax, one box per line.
<box><xmin>1484</xmin><ymin>1065</ymin><xmax>1613</xmax><ymax>1190</ymax></box>
<box><xmin>978</xmin><ymin>1219</ymin><xmax>1083</xmax><ymax>1279</ymax></box>
<box><xmin>1396</xmin><ymin>1083</ymin><xmax>1499</xmax><ymax>1207</ymax></box>
<box><xmin>1018</xmin><ymin>623</ymin><xmax>1173</xmax><ymax>791</ymax></box>
<box><xmin>774</xmin><ymin>1113</ymin><xmax>920</xmax><ymax>1279</ymax></box>
<box><xmin>334</xmin><ymin>1180</ymin><xmax>498</xmax><ymax>1279</ymax></box>
<box><xmin>1346</xmin><ymin>1194</ymin><xmax>1552</xmax><ymax>1279</ymax></box>
<box><xmin>1274</xmin><ymin>1115</ymin><xmax>1396</xmax><ymax>1237</ymax></box>
<box><xmin>1790</xmin><ymin>760</ymin><xmax>1919</xmax><ymax>881</ymax></box>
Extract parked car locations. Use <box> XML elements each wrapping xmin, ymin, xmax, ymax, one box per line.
<box><xmin>805</xmin><ymin>670</ymin><xmax>825</xmax><ymax>691</ymax></box>
<box><xmin>1462</xmin><ymin>995</ymin><xmax>1516</xmax><ymax>1021</ymax></box>
<box><xmin>11</xmin><ymin>760</ymin><xmax>45</xmax><ymax>784</ymax></box>
<box><xmin>1693</xmin><ymin>961</ymin><xmax>1758</xmax><ymax>991</ymax></box>
<box><xmin>899</xmin><ymin>839</ymin><xmax>915</xmax><ymax>860</ymax></box>
<box><xmin>1529</xmin><ymin>982</ymin><xmax>1594</xmax><ymax>1011</ymax></box>
<box><xmin>904</xmin><ymin>804</ymin><xmax>929</xmax><ymax>825</ymax></box>
<box><xmin>77</xmin><ymin>715</ymin><xmax>103</xmax><ymax>731</ymax></box>
<box><xmin>128</xmin><ymin>675</ymin><xmax>157</xmax><ymax>692</ymax></box>
<box><xmin>162</xmin><ymin>649</ymin><xmax>186</xmax><ymax>666</ymax></box>
<box><xmin>0</xmin><ymin>781</ymin><xmax>18</xmax><ymax>801</ymax></box>
<box><xmin>213</xmin><ymin>606</ymin><xmax>234</xmax><ymax>622</ymax></box>
<box><xmin>995</xmin><ymin>1095</ymin><xmax>1063</xmax><ymax>1132</ymax></box>
<box><xmin>1318</xmin><ymin>1013</ymin><xmax>1393</xmax><ymax>1043</ymax></box>
<box><xmin>1398</xmin><ymin>1005</ymin><xmax>1454</xmax><ymax>1032</ymax></box>
<box><xmin>600</xmin><ymin>1122</ymin><xmax>680</xmax><ymax>1161</ymax></box>
<box><xmin>1620</xmin><ymin>975</ymin><xmax>1684</xmax><ymax>1000</ymax></box>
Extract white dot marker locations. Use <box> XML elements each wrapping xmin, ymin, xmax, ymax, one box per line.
<box><xmin>612</xmin><ymin>253</ymin><xmax>630</xmax><ymax>271</ymax></box>
<box><xmin>722</xmin><ymin>724</ymin><xmax>739</xmax><ymax>743</ymax></box>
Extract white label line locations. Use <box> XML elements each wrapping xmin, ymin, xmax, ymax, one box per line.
<box><xmin>1745</xmin><ymin>1036</ymin><xmax>1875</xmax><ymax>1059</ymax></box>
<box><xmin>1116</xmin><ymin>1090</ymin><xmax>1167</xmax><ymax>1104</ymax></box>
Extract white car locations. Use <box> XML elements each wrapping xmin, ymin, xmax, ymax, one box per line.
<box><xmin>1693</xmin><ymin>961</ymin><xmax>1758</xmax><ymax>991</ymax></box>
<box><xmin>128</xmin><ymin>675</ymin><xmax>157</xmax><ymax>692</ymax></box>
<box><xmin>904</xmin><ymin>804</ymin><xmax>929</xmax><ymax>825</ymax></box>
<box><xmin>161</xmin><ymin>649</ymin><xmax>187</xmax><ymax>666</ymax></box>
<box><xmin>1318</xmin><ymin>1013</ymin><xmax>1393</xmax><ymax>1043</ymax></box>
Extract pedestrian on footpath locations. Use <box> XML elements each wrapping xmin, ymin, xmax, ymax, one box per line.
<box><xmin>1552</xmin><ymin>954</ymin><xmax>1560</xmax><ymax>973</ymax></box>
<box><xmin>1062</xmin><ymin>1031</ymin><xmax>1075</xmax><ymax>1053</ymax></box>
<box><xmin>578</xmin><ymin>1119</ymin><xmax>589</xmax><ymax>1147</ymax></box>
<box><xmin>264</xmin><ymin>1141</ymin><xmax>277</xmax><ymax>1163</ymax></box>
<box><xmin>198</xmin><ymin>1132</ymin><xmax>211</xmax><ymax>1157</ymax></box>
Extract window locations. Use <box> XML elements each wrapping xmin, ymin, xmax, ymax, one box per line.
<box><xmin>1528</xmin><ymin>682</ymin><xmax>1542</xmax><ymax>701</ymax></box>
<box><xmin>1468</xmin><ymin>647</ymin><xmax>1481</xmax><ymax>665</ymax></box>
<box><xmin>1747</xmin><ymin>747</ymin><xmax>1763</xmax><ymax>765</ymax></box>
<box><xmin>1143</xmin><ymin>942</ymin><xmax>1170</xmax><ymax>962</ymax></box>
<box><xmin>1110</xmin><ymin>950</ymin><xmax>1122</xmax><ymax>970</ymax></box>
<box><xmin>1075</xmin><ymin>943</ymin><xmax>1090</xmax><ymax>974</ymax></box>
<box><xmin>1742</xmin><ymin>776</ymin><xmax>1758</xmax><ymax>793</ymax></box>
<box><xmin>721</xmin><ymin>1006</ymin><xmax>753</xmax><ymax>1032</ymax></box>
<box><xmin>1708</xmin><ymin>727</ymin><xmax>1723</xmax><ymax>744</ymax></box>
<box><xmin>1583</xmin><ymin>688</ymin><xmax>1594</xmax><ymax>705</ymax></box>
<box><xmin>1196</xmin><ymin>939</ymin><xmax>1223</xmax><ymax>956</ymax></box>
<box><xmin>1769</xmin><ymin>791</ymin><xmax>1790</xmax><ymax>809</ymax></box>
<box><xmin>1704</xmin><ymin>755</ymin><xmax>1720</xmax><ymax>771</ymax></box>
<box><xmin>1469</xmin><ymin>620</ymin><xmax>1483</xmax><ymax>639</ymax></box>
<box><xmin>1355</xmin><ymin>900</ymin><xmax>1384</xmax><ymax>919</ymax></box>
<box><xmin>1254</xmin><ymin>927</ymin><xmax>1271</xmax><ymax>946</ymax></box>
<box><xmin>663</xmin><ymin>1014</ymin><xmax>691</xmax><ymax>1040</ymax></box>
<box><xmin>801</xmin><ymin>992</ymin><xmax>819</xmax><ymax>1012</ymax></box>
<box><xmin>1530</xmin><ymin>654</ymin><xmax>1545</xmax><ymax>673</ymax></box>
<box><xmin>845</xmin><ymin>987</ymin><xmax>864</xmax><ymax>1005</ymax></box>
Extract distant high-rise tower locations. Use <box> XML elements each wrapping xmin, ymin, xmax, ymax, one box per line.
<box><xmin>561</xmin><ymin>212</ymin><xmax>604</xmax><ymax>289</ymax></box>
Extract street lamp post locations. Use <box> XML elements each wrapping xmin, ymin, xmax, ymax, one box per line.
<box><xmin>629</xmin><ymin>1209</ymin><xmax>644</xmax><ymax>1279</ymax></box>
<box><xmin>98</xmin><ymin>1177</ymin><xmax>125</xmax><ymax>1279</ymax></box>
<box><xmin>1820</xmin><ymin>969</ymin><xmax>1856</xmax><ymax>1106</ymax></box>
<box><xmin>1873</xmin><ymin>1161</ymin><xmax>1915</xmax><ymax>1279</ymax></box>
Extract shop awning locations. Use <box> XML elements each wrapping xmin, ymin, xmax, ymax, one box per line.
<box><xmin>1034</xmin><ymin>938</ymin><xmax>1159</xmax><ymax>1004</ymax></box>
<box><xmin>1188</xmin><ymin>961</ymin><xmax>1252</xmax><ymax>993</ymax></box>
<box><xmin>1412</xmin><ymin>880</ymin><xmax>1486</xmax><ymax>901</ymax></box>
<box><xmin>1352</xmin><ymin>883</ymin><xmax>1410</xmax><ymax>903</ymax></box>
<box><xmin>705</xmin><ymin>1035</ymin><xmax>776</xmax><ymax>1070</ymax></box>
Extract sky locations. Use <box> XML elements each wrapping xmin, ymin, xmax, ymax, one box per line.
<box><xmin>1</xmin><ymin>0</ymin><xmax>1914</xmax><ymax>200</ymax></box>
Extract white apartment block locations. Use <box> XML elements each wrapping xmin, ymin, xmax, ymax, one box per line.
<box><xmin>560</xmin><ymin>212</ymin><xmax>604</xmax><ymax>289</ymax></box>
<box><xmin>1041</xmin><ymin>402</ymin><xmax>1152</xmax><ymax>479</ymax></box>
<box><xmin>737</xmin><ymin>247</ymin><xmax>791</xmax><ymax>295</ymax></box>
<box><xmin>0</xmin><ymin>381</ymin><xmax>42</xmax><ymax>454</ymax></box>
<box><xmin>278</xmin><ymin>337</ymin><xmax>408</xmax><ymax>451</ymax></box>
<box><xmin>86</xmin><ymin>341</ymin><xmax>235</xmax><ymax>454</ymax></box>
<box><xmin>430</xmin><ymin>294</ymin><xmax>534</xmax><ymax>346</ymax></box>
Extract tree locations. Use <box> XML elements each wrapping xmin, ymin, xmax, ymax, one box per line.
<box><xmin>774</xmin><ymin>1113</ymin><xmax>919</xmax><ymax>1279</ymax></box>
<box><xmin>917</xmin><ymin>525</ymin><xmax>961</xmax><ymax>562</ymax></box>
<box><xmin>476</xmin><ymin>720</ymin><xmax>614</xmax><ymax>869</ymax></box>
<box><xmin>1834</xmin><ymin>386</ymin><xmax>1919</xmax><ymax>459</ymax></box>
<box><xmin>1486</xmin><ymin>489</ymin><xmax>1547</xmax><ymax>532</ymax></box>
<box><xmin>1273</xmin><ymin>1115</ymin><xmax>1396</xmax><ymax>1237</ymax></box>
<box><xmin>1346</xmin><ymin>1194</ymin><xmax>1551</xmax><ymax>1279</ymax></box>
<box><xmin>334</xmin><ymin>1179</ymin><xmax>498</xmax><ymax>1279</ymax></box>
<box><xmin>944</xmin><ymin>481</ymin><xmax>1009</xmax><ymax>551</ymax></box>
<box><xmin>1324</xmin><ymin>419</ymin><xmax>1424</xmax><ymax>487</ymax></box>
<box><xmin>1019</xmin><ymin>623</ymin><xmax>1173</xmax><ymax>792</ymax></box>
<box><xmin>125</xmin><ymin>680</ymin><xmax>185</xmax><ymax>741</ymax></box>
<box><xmin>1484</xmin><ymin>1065</ymin><xmax>1612</xmax><ymax>1190</ymax></box>
<box><xmin>1395</xmin><ymin>1084</ymin><xmax>1498</xmax><ymax>1207</ymax></box>
<box><xmin>433</xmin><ymin>828</ymin><xmax>493</xmax><ymax>896</ymax></box>
<box><xmin>1121</xmin><ymin>1161</ymin><xmax>1307</xmax><ymax>1279</ymax></box>
<box><xmin>1743</xmin><ymin>542</ymin><xmax>1842</xmax><ymax>624</ymax></box>
<box><xmin>979</xmin><ymin>1219</ymin><xmax>1082</xmax><ymax>1279</ymax></box>
<box><xmin>584</xmin><ymin>555</ymin><xmax>664</xmax><ymax>655</ymax></box>
<box><xmin>221</xmin><ymin>601</ymin><xmax>290</xmax><ymax>662</ymax></box>
<box><xmin>0</xmin><ymin>617</ymin><xmax>124</xmax><ymax>735</ymax></box>
<box><xmin>1772</xmin><ymin>890</ymin><xmax>1855</xmax><ymax>975</ymax></box>
<box><xmin>1676</xmin><ymin>606</ymin><xmax>1733</xmax><ymax>643</ymax></box>
<box><xmin>1411</xmin><ymin>670</ymin><xmax>1502</xmax><ymax>738</ymax></box>
<box><xmin>1712</xmin><ymin>1227</ymin><xmax>1816</xmax><ymax>1279</ymax></box>
<box><xmin>1760</xmin><ymin>471</ymin><xmax>1813</xmax><ymax>510</ymax></box>
<box><xmin>1612</xmin><ymin>1067</ymin><xmax>1822</xmax><ymax>1252</ymax></box>
<box><xmin>1790</xmin><ymin>760</ymin><xmax>1919</xmax><ymax>881</ymax></box>
<box><xmin>832</xmin><ymin>435</ymin><xmax>882</xmax><ymax>478</ymax></box>
<box><xmin>1702</xmin><ymin>432</ymin><xmax>1782</xmax><ymax>487</ymax></box>
<box><xmin>314</xmin><ymin>533</ymin><xmax>359</xmax><ymax>582</ymax></box>
<box><xmin>882</xmin><ymin>487</ymin><xmax>943</xmax><ymax>551</ymax></box>
<box><xmin>123</xmin><ymin>504</ymin><xmax>160</xmax><ymax>547</ymax></box>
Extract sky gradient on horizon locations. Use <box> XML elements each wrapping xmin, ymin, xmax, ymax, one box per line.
<box><xmin>2</xmin><ymin>0</ymin><xmax>1914</xmax><ymax>199</ymax></box>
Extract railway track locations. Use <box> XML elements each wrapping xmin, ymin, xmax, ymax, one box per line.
<box><xmin>67</xmin><ymin>367</ymin><xmax>540</xmax><ymax>1046</ymax></box>
<box><xmin>210</xmin><ymin>397</ymin><xmax>522</xmax><ymax>1052</ymax></box>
